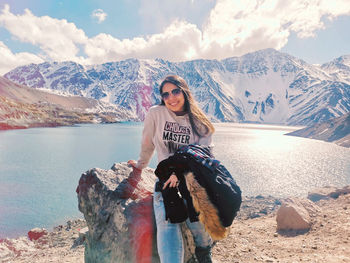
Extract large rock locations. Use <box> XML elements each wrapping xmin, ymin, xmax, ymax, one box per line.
<box><xmin>308</xmin><ymin>185</ymin><xmax>350</xmax><ymax>202</ymax></box>
<box><xmin>276</xmin><ymin>198</ymin><xmax>319</xmax><ymax>232</ymax></box>
<box><xmin>76</xmin><ymin>162</ymin><xmax>197</xmax><ymax>263</ymax></box>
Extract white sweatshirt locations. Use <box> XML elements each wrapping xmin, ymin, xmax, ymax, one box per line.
<box><xmin>136</xmin><ymin>105</ymin><xmax>213</xmax><ymax>169</ymax></box>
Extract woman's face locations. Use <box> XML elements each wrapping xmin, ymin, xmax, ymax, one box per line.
<box><xmin>162</xmin><ymin>82</ymin><xmax>185</xmax><ymax>112</ymax></box>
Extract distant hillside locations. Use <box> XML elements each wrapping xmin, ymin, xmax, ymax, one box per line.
<box><xmin>0</xmin><ymin>76</ymin><xmax>133</xmax><ymax>130</ymax></box>
<box><xmin>286</xmin><ymin>112</ymin><xmax>350</xmax><ymax>147</ymax></box>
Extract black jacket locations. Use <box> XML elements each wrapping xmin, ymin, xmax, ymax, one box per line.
<box><xmin>155</xmin><ymin>144</ymin><xmax>242</xmax><ymax>240</ymax></box>
<box><xmin>155</xmin><ymin>159</ymin><xmax>199</xmax><ymax>223</ymax></box>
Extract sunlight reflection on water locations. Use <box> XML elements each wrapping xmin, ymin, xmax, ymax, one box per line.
<box><xmin>213</xmin><ymin>123</ymin><xmax>350</xmax><ymax>197</ymax></box>
<box><xmin>0</xmin><ymin>122</ymin><xmax>349</xmax><ymax>238</ymax></box>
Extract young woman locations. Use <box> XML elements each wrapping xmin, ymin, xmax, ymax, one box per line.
<box><xmin>128</xmin><ymin>75</ymin><xmax>215</xmax><ymax>263</ymax></box>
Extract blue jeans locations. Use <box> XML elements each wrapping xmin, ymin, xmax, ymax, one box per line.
<box><xmin>153</xmin><ymin>189</ymin><xmax>213</xmax><ymax>263</ymax></box>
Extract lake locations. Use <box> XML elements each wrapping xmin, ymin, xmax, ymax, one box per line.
<box><xmin>0</xmin><ymin>123</ymin><xmax>349</xmax><ymax>238</ymax></box>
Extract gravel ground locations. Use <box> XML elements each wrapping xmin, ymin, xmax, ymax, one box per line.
<box><xmin>1</xmin><ymin>193</ymin><xmax>349</xmax><ymax>263</ymax></box>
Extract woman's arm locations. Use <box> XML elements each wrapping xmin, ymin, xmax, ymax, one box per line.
<box><xmin>135</xmin><ymin>109</ymin><xmax>156</xmax><ymax>170</ymax></box>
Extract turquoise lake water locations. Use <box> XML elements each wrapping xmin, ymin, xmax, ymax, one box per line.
<box><xmin>0</xmin><ymin>123</ymin><xmax>349</xmax><ymax>238</ymax></box>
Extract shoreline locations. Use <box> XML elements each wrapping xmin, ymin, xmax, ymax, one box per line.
<box><xmin>0</xmin><ymin>120</ymin><xmax>121</xmax><ymax>132</ymax></box>
<box><xmin>0</xmin><ymin>123</ymin><xmax>28</xmax><ymax>130</ymax></box>
<box><xmin>0</xmin><ymin>214</ymin><xmax>85</xmax><ymax>240</ymax></box>
<box><xmin>2</xmin><ymin>121</ymin><xmax>347</xmax><ymax>149</ymax></box>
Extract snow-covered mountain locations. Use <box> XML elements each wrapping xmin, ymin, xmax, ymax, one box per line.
<box><xmin>321</xmin><ymin>55</ymin><xmax>350</xmax><ymax>84</ymax></box>
<box><xmin>4</xmin><ymin>49</ymin><xmax>350</xmax><ymax>125</ymax></box>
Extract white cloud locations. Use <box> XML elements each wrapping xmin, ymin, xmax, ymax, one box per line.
<box><xmin>91</xmin><ymin>9</ymin><xmax>107</xmax><ymax>24</ymax></box>
<box><xmin>1</xmin><ymin>0</ymin><xmax>350</xmax><ymax>71</ymax></box>
<box><xmin>84</xmin><ymin>20</ymin><xmax>202</xmax><ymax>64</ymax></box>
<box><xmin>0</xmin><ymin>41</ymin><xmax>44</xmax><ymax>75</ymax></box>
<box><xmin>0</xmin><ymin>4</ymin><xmax>88</xmax><ymax>62</ymax></box>
<box><xmin>201</xmin><ymin>0</ymin><xmax>350</xmax><ymax>58</ymax></box>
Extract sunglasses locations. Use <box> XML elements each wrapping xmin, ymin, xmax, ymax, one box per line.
<box><xmin>161</xmin><ymin>88</ymin><xmax>182</xmax><ymax>100</ymax></box>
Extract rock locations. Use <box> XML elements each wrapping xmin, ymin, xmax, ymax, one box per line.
<box><xmin>237</xmin><ymin>196</ymin><xmax>282</xmax><ymax>220</ymax></box>
<box><xmin>72</xmin><ymin>227</ymin><xmax>89</xmax><ymax>248</ymax></box>
<box><xmin>76</xmin><ymin>162</ymin><xmax>197</xmax><ymax>263</ymax></box>
<box><xmin>307</xmin><ymin>186</ymin><xmax>338</xmax><ymax>202</ymax></box>
<box><xmin>276</xmin><ymin>198</ymin><xmax>319</xmax><ymax>232</ymax></box>
<box><xmin>79</xmin><ymin>227</ymin><xmax>89</xmax><ymax>238</ymax></box>
<box><xmin>28</xmin><ymin>228</ymin><xmax>48</xmax><ymax>241</ymax></box>
<box><xmin>308</xmin><ymin>185</ymin><xmax>350</xmax><ymax>202</ymax></box>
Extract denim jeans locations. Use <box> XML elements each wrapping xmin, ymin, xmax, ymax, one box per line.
<box><xmin>153</xmin><ymin>189</ymin><xmax>213</xmax><ymax>263</ymax></box>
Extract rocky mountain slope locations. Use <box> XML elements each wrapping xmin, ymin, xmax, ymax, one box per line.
<box><xmin>286</xmin><ymin>112</ymin><xmax>350</xmax><ymax>147</ymax></box>
<box><xmin>4</xmin><ymin>49</ymin><xmax>350</xmax><ymax>125</ymax></box>
<box><xmin>0</xmin><ymin>76</ymin><xmax>134</xmax><ymax>130</ymax></box>
<box><xmin>321</xmin><ymin>54</ymin><xmax>350</xmax><ymax>84</ymax></box>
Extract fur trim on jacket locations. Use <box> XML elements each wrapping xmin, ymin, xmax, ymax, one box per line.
<box><xmin>185</xmin><ymin>172</ymin><xmax>229</xmax><ymax>240</ymax></box>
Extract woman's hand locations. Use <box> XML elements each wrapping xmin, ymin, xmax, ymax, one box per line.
<box><xmin>127</xmin><ymin>160</ymin><xmax>142</xmax><ymax>187</ymax></box>
<box><xmin>128</xmin><ymin>160</ymin><xmax>142</xmax><ymax>170</ymax></box>
<box><xmin>163</xmin><ymin>173</ymin><xmax>179</xmax><ymax>189</ymax></box>
<box><xmin>127</xmin><ymin>160</ymin><xmax>142</xmax><ymax>177</ymax></box>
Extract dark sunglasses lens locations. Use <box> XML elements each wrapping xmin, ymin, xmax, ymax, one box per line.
<box><xmin>172</xmin><ymin>88</ymin><xmax>181</xmax><ymax>96</ymax></box>
<box><xmin>161</xmin><ymin>88</ymin><xmax>181</xmax><ymax>100</ymax></box>
<box><xmin>161</xmin><ymin>92</ymin><xmax>170</xmax><ymax>100</ymax></box>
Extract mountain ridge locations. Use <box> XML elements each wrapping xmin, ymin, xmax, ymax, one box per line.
<box><xmin>4</xmin><ymin>49</ymin><xmax>350</xmax><ymax>125</ymax></box>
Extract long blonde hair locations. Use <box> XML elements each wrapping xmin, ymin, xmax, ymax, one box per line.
<box><xmin>159</xmin><ymin>75</ymin><xmax>215</xmax><ymax>137</ymax></box>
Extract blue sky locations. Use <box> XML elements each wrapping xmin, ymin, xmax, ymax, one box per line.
<box><xmin>0</xmin><ymin>0</ymin><xmax>350</xmax><ymax>75</ymax></box>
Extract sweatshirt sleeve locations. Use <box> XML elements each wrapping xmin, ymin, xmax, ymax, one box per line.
<box><xmin>136</xmin><ymin>109</ymin><xmax>156</xmax><ymax>169</ymax></box>
<box><xmin>198</xmin><ymin>133</ymin><xmax>214</xmax><ymax>149</ymax></box>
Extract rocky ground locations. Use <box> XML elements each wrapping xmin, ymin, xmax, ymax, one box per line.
<box><xmin>0</xmin><ymin>219</ymin><xmax>86</xmax><ymax>263</ymax></box>
<box><xmin>214</xmin><ymin>194</ymin><xmax>350</xmax><ymax>263</ymax></box>
<box><xmin>1</xmin><ymin>193</ymin><xmax>349</xmax><ymax>263</ymax></box>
